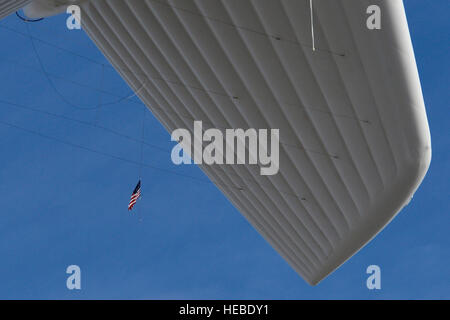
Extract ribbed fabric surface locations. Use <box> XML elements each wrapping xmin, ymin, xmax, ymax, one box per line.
<box><xmin>76</xmin><ymin>0</ymin><xmax>430</xmax><ymax>284</ymax></box>
<box><xmin>0</xmin><ymin>0</ymin><xmax>30</xmax><ymax>19</ymax></box>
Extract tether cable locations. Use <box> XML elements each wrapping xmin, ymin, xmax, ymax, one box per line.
<box><xmin>25</xmin><ymin>23</ymin><xmax>147</xmax><ymax>110</ymax></box>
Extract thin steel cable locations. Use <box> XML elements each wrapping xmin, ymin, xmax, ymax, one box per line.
<box><xmin>139</xmin><ymin>108</ymin><xmax>146</xmax><ymax>179</ymax></box>
<box><xmin>0</xmin><ymin>55</ymin><xmax>345</xmax><ymax>160</ymax></box>
<box><xmin>0</xmin><ymin>24</ymin><xmax>363</xmax><ymax>124</ymax></box>
<box><xmin>93</xmin><ymin>63</ymin><xmax>105</xmax><ymax>124</ymax></box>
<box><xmin>25</xmin><ymin>23</ymin><xmax>148</xmax><ymax>110</ymax></box>
<box><xmin>0</xmin><ymin>55</ymin><xmax>145</xmax><ymax>108</ymax></box>
<box><xmin>1</xmin><ymin>52</ymin><xmax>370</xmax><ymax>126</ymax></box>
<box><xmin>0</xmin><ymin>96</ymin><xmax>329</xmax><ymax>201</ymax></box>
<box><xmin>1</xmin><ymin>21</ymin><xmax>234</xmax><ymax>99</ymax></box>
<box><xmin>0</xmin><ymin>117</ymin><xmax>319</xmax><ymax>203</ymax></box>
<box><xmin>137</xmin><ymin>108</ymin><xmax>147</xmax><ymax>221</ymax></box>
<box><xmin>0</xmin><ymin>118</ymin><xmax>211</xmax><ymax>184</ymax></box>
<box><xmin>0</xmin><ymin>98</ymin><xmax>170</xmax><ymax>153</ymax></box>
<box><xmin>1</xmin><ymin>15</ymin><xmax>371</xmax><ymax>164</ymax></box>
<box><xmin>148</xmin><ymin>0</ymin><xmax>344</xmax><ymax>56</ymax></box>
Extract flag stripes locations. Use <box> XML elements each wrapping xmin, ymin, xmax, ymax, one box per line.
<box><xmin>128</xmin><ymin>180</ymin><xmax>141</xmax><ymax>210</ymax></box>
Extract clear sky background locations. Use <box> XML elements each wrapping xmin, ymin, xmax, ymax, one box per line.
<box><xmin>0</xmin><ymin>0</ymin><xmax>448</xmax><ymax>299</ymax></box>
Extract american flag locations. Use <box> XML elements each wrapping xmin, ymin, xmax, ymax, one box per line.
<box><xmin>128</xmin><ymin>180</ymin><xmax>141</xmax><ymax>211</ymax></box>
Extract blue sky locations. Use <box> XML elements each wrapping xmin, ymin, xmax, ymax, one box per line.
<box><xmin>0</xmin><ymin>0</ymin><xmax>448</xmax><ymax>299</ymax></box>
